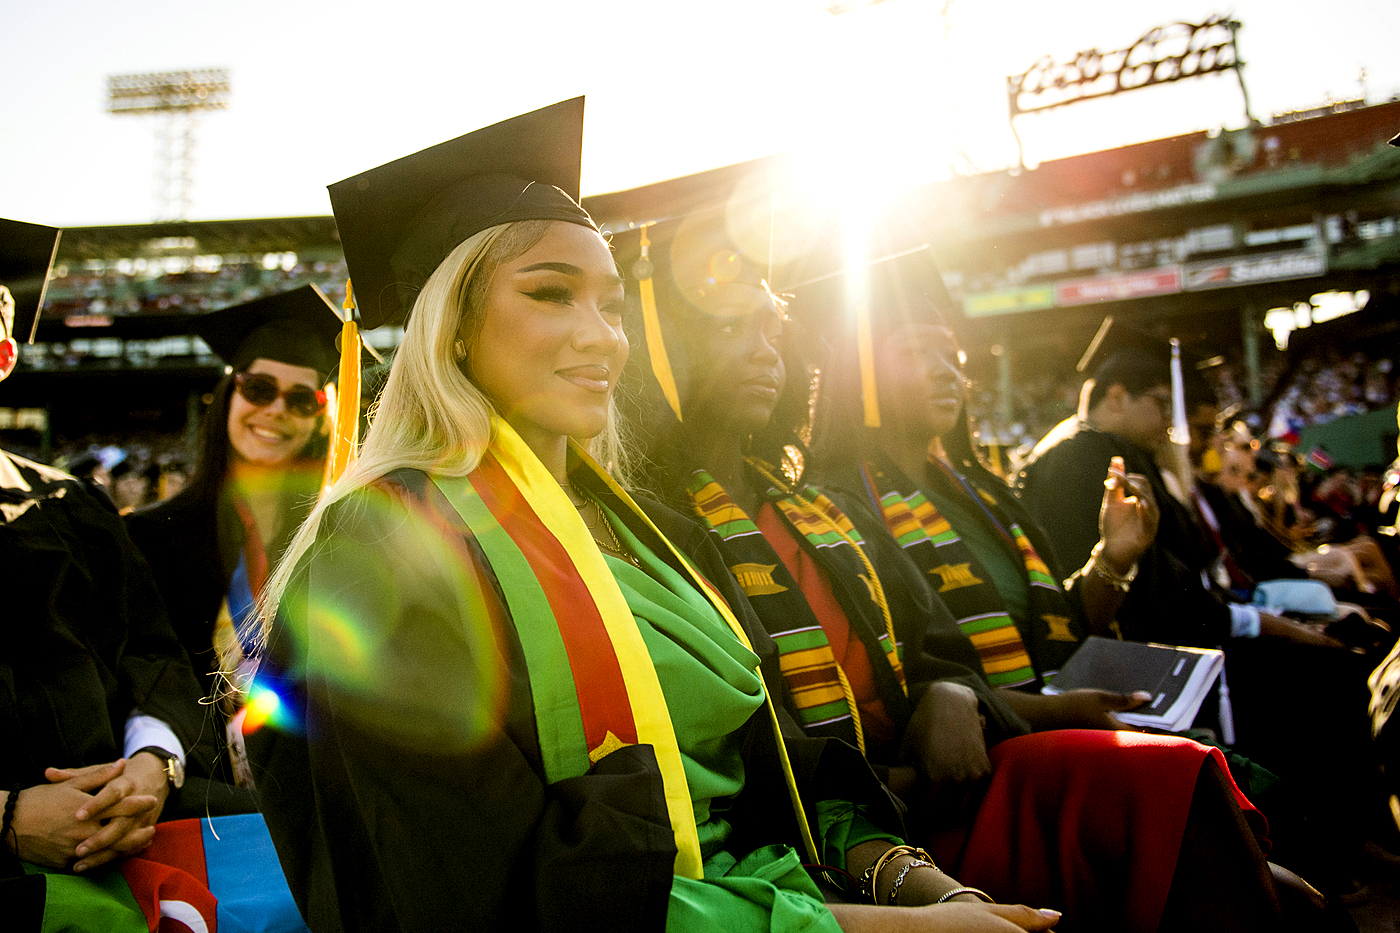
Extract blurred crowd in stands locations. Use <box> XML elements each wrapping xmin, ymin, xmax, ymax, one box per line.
<box><xmin>44</xmin><ymin>257</ymin><xmax>349</xmax><ymax>321</ymax></box>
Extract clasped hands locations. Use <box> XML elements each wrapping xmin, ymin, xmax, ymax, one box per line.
<box><xmin>7</xmin><ymin>753</ymin><xmax>169</xmax><ymax>872</ymax></box>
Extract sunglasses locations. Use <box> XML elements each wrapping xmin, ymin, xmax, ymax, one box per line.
<box><xmin>234</xmin><ymin>372</ymin><xmax>327</xmax><ymax>418</ymax></box>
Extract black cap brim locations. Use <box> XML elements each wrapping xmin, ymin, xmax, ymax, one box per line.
<box><xmin>1075</xmin><ymin>316</ymin><xmax>1175</xmax><ymax>375</ymax></box>
<box><xmin>329</xmin><ymin>97</ymin><xmax>595</xmax><ymax>330</ymax></box>
<box><xmin>1390</xmin><ymin>131</ymin><xmax>1400</xmax><ymax>148</ymax></box>
<box><xmin>786</xmin><ymin>246</ymin><xmax>956</xmax><ymax>337</ymax></box>
<box><xmin>0</xmin><ymin>217</ymin><xmax>62</xmax><ymax>344</ymax></box>
<box><xmin>193</xmin><ymin>284</ymin><xmax>345</xmax><ymax>379</ymax></box>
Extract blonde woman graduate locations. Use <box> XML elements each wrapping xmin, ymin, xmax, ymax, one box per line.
<box><xmin>245</xmin><ymin>101</ymin><xmax>1064</xmax><ymax>933</ymax></box>
<box><xmin>623</xmin><ymin>208</ymin><xmax>1297</xmax><ymax>933</ymax></box>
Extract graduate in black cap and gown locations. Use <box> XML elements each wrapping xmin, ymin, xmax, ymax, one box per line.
<box><xmin>126</xmin><ymin>286</ymin><xmax>344</xmax><ymax>805</ymax></box>
<box><xmin>0</xmin><ymin>218</ymin><xmax>204</xmax><ymax>879</ymax></box>
<box><xmin>248</xmin><ymin>100</ymin><xmax>1065</xmax><ymax>933</ymax></box>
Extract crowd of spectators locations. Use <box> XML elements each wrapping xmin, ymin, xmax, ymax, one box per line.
<box><xmin>967</xmin><ymin>342</ymin><xmax>1398</xmax><ymax>468</ymax></box>
<box><xmin>42</xmin><ymin>257</ymin><xmax>350</xmax><ymax>321</ymax></box>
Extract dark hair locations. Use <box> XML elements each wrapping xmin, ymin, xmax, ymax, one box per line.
<box><xmin>633</xmin><ymin>300</ymin><xmax>811</xmax><ymax>504</ymax></box>
<box><xmin>1085</xmin><ymin>349</ymin><xmax>1217</xmax><ymax>411</ymax></box>
<box><xmin>808</xmin><ymin>290</ymin><xmax>959</xmax><ymax>475</ymax></box>
<box><xmin>162</xmin><ymin>368</ymin><xmax>328</xmax><ymax>513</ymax></box>
<box><xmin>1085</xmin><ymin>350</ymin><xmax>1171</xmax><ymax>411</ymax></box>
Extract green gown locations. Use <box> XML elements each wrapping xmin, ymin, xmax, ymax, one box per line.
<box><xmin>604</xmin><ymin>507</ymin><xmax>894</xmax><ymax>932</ymax></box>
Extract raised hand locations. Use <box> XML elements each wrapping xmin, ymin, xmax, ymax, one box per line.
<box><xmin>1097</xmin><ymin>457</ymin><xmax>1158</xmax><ymax>573</ymax></box>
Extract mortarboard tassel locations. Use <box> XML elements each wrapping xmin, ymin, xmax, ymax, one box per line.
<box><xmin>854</xmin><ymin>286</ymin><xmax>880</xmax><ymax>429</ymax></box>
<box><xmin>636</xmin><ymin>225</ymin><xmax>683</xmax><ymax>422</ymax></box>
<box><xmin>1161</xmin><ymin>338</ymin><xmax>1194</xmax><ymax>503</ymax></box>
<box><xmin>325</xmin><ymin>280</ymin><xmax>361</xmax><ymax>487</ymax></box>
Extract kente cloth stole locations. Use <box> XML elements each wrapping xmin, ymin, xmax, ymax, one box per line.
<box><xmin>859</xmin><ymin>456</ymin><xmax>1076</xmax><ymax>686</ymax></box>
<box><xmin>432</xmin><ymin>421</ymin><xmax>818</xmax><ymax>879</ymax></box>
<box><xmin>687</xmin><ymin>460</ymin><xmax>906</xmax><ymax>757</ymax></box>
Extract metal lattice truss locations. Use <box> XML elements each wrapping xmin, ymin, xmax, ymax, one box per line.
<box><xmin>1007</xmin><ymin>15</ymin><xmax>1248</xmax><ymax>119</ymax></box>
<box><xmin>107</xmin><ymin>70</ymin><xmax>231</xmax><ymax>222</ymax></box>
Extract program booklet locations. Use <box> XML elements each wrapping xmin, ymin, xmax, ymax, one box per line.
<box><xmin>1042</xmin><ymin>636</ymin><xmax>1225</xmax><ymax>732</ymax></box>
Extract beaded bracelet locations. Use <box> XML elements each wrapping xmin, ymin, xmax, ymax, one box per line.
<box><xmin>887</xmin><ymin>858</ymin><xmax>935</xmax><ymax>906</ymax></box>
<box><xmin>936</xmin><ymin>885</ymin><xmax>996</xmax><ymax>904</ymax></box>
<box><xmin>2</xmin><ymin>783</ymin><xmax>21</xmax><ymax>855</ymax></box>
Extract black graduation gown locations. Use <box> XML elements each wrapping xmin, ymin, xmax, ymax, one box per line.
<box><xmin>785</xmin><ymin>481</ymin><xmax>1033</xmax><ymax>749</ymax></box>
<box><xmin>815</xmin><ymin>442</ymin><xmax>1090</xmax><ymax>682</ymax></box>
<box><xmin>1194</xmin><ymin>481</ymin><xmax>1307</xmax><ymax>587</ymax></box>
<box><xmin>125</xmin><ymin>489</ymin><xmax>230</xmax><ymax>707</ymax></box>
<box><xmin>1015</xmin><ymin>418</ymin><xmax>1234</xmax><ymax>647</ymax></box>
<box><xmin>0</xmin><ymin>450</ymin><xmax>206</xmax><ymax>872</ymax></box>
<box><xmin>126</xmin><ymin>472</ymin><xmax>320</xmax><ymax>790</ymax></box>
<box><xmin>246</xmin><ymin>469</ymin><xmax>903</xmax><ymax>933</ymax></box>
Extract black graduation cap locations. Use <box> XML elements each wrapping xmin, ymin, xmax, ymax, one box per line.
<box><xmin>787</xmin><ymin>247</ymin><xmax>955</xmax><ymax>429</ymax></box>
<box><xmin>611</xmin><ymin>203</ymin><xmax>781</xmax><ymax>421</ymax></box>
<box><xmin>1075</xmin><ymin>315</ymin><xmax>1171</xmax><ymax>376</ymax></box>
<box><xmin>786</xmin><ymin>245</ymin><xmax>955</xmax><ymax>333</ymax></box>
<box><xmin>0</xmin><ymin>217</ymin><xmax>62</xmax><ymax>344</ymax></box>
<box><xmin>328</xmin><ymin>97</ymin><xmax>596</xmax><ymax>330</ymax></box>
<box><xmin>1075</xmin><ymin>316</ymin><xmax>1214</xmax><ymax>415</ymax></box>
<box><xmin>193</xmin><ymin>284</ymin><xmax>345</xmax><ymax>380</ymax></box>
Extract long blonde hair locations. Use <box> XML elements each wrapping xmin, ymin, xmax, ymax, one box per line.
<box><xmin>257</xmin><ymin>218</ymin><xmax>632</xmax><ymax>642</ymax></box>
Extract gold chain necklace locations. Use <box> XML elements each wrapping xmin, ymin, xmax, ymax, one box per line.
<box><xmin>568</xmin><ymin>478</ymin><xmax>642</xmax><ymax>568</ymax></box>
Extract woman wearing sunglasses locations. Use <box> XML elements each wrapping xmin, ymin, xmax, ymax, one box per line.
<box><xmin>126</xmin><ymin>285</ymin><xmax>342</xmax><ymax>805</ymax></box>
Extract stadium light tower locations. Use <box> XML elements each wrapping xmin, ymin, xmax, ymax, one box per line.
<box><xmin>107</xmin><ymin>69</ymin><xmax>231</xmax><ymax>221</ymax></box>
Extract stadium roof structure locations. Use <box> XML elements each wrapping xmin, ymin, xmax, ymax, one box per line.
<box><xmin>55</xmin><ymin>215</ymin><xmax>341</xmax><ymax>262</ymax></box>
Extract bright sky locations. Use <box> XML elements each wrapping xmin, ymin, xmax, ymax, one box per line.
<box><xmin>3</xmin><ymin>0</ymin><xmax>1397</xmax><ymax>227</ymax></box>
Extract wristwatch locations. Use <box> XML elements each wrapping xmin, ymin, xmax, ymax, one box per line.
<box><xmin>133</xmin><ymin>746</ymin><xmax>186</xmax><ymax>790</ymax></box>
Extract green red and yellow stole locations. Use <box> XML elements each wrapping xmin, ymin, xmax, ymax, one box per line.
<box><xmin>432</xmin><ymin>420</ymin><xmax>816</xmax><ymax>879</ymax></box>
<box><xmin>858</xmin><ymin>455</ymin><xmax>1081</xmax><ymax>686</ymax></box>
<box><xmin>688</xmin><ymin>459</ymin><xmax>906</xmax><ymax>757</ymax></box>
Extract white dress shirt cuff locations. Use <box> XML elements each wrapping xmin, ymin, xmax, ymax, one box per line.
<box><xmin>1228</xmin><ymin>603</ymin><xmax>1262</xmax><ymax>640</ymax></box>
<box><xmin>124</xmin><ymin>713</ymin><xmax>186</xmax><ymax>766</ymax></box>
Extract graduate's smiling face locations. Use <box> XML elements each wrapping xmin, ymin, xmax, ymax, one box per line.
<box><xmin>876</xmin><ymin>321</ymin><xmax>966</xmax><ymax>442</ymax></box>
<box><xmin>466</xmin><ymin>222</ymin><xmax>627</xmax><ymax>451</ymax></box>
<box><xmin>680</xmin><ymin>290</ymin><xmax>787</xmax><ymax>439</ymax></box>
<box><xmin>226</xmin><ymin>358</ymin><xmax>322</xmax><ymax>466</ymax></box>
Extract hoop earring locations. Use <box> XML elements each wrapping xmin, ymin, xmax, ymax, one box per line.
<box><xmin>452</xmin><ymin>339</ymin><xmax>467</xmax><ymax>361</ymax></box>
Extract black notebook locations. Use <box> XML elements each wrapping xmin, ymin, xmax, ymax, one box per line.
<box><xmin>1042</xmin><ymin>636</ymin><xmax>1224</xmax><ymax>732</ymax></box>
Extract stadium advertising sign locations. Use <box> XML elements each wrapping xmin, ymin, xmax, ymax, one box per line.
<box><xmin>1038</xmin><ymin>182</ymin><xmax>1217</xmax><ymax>228</ymax></box>
<box><xmin>1182</xmin><ymin>248</ymin><xmax>1327</xmax><ymax>291</ymax></box>
<box><xmin>1055</xmin><ymin>267</ymin><xmax>1182</xmax><ymax>306</ymax></box>
<box><xmin>963</xmin><ymin>284</ymin><xmax>1057</xmax><ymax>317</ymax></box>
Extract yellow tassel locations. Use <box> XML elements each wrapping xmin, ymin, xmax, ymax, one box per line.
<box><xmin>638</xmin><ymin>225</ymin><xmax>683</xmax><ymax>421</ymax></box>
<box><xmin>326</xmin><ymin>280</ymin><xmax>361</xmax><ymax>486</ymax></box>
<box><xmin>856</xmin><ymin>298</ymin><xmax>880</xmax><ymax>428</ymax></box>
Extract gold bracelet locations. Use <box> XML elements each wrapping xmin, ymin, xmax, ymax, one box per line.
<box><xmin>867</xmin><ymin>845</ymin><xmax>937</xmax><ymax>904</ymax></box>
<box><xmin>936</xmin><ymin>886</ymin><xmax>995</xmax><ymax>904</ymax></box>
<box><xmin>1089</xmin><ymin>541</ymin><xmax>1137</xmax><ymax>592</ymax></box>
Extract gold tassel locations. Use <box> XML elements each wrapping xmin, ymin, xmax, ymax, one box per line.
<box><xmin>326</xmin><ymin>280</ymin><xmax>361</xmax><ymax>486</ymax></box>
<box><xmin>856</xmin><ymin>296</ymin><xmax>881</xmax><ymax>428</ymax></box>
<box><xmin>637</xmin><ymin>225</ymin><xmax>683</xmax><ymax>421</ymax></box>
